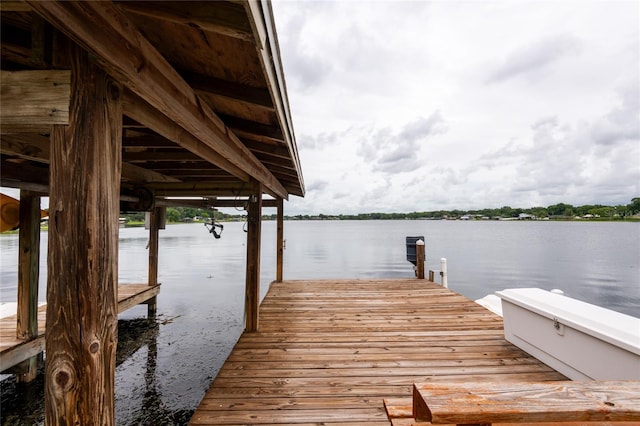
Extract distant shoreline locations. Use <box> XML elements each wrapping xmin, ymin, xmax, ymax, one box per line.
<box><xmin>277</xmin><ymin>216</ymin><xmax>640</xmax><ymax>222</ymax></box>
<box><xmin>1</xmin><ymin>214</ymin><xmax>638</xmax><ymax>235</ymax></box>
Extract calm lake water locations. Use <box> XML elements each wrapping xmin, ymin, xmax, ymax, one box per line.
<box><xmin>1</xmin><ymin>220</ymin><xmax>639</xmax><ymax>424</ymax></box>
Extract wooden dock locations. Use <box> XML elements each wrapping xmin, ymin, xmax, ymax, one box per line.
<box><xmin>0</xmin><ymin>283</ymin><xmax>160</xmax><ymax>372</ymax></box>
<box><xmin>189</xmin><ymin>279</ymin><xmax>566</xmax><ymax>425</ymax></box>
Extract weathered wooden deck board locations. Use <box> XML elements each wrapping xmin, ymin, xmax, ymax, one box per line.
<box><xmin>412</xmin><ymin>380</ymin><xmax>640</xmax><ymax>423</ymax></box>
<box><xmin>0</xmin><ymin>283</ymin><xmax>160</xmax><ymax>371</ymax></box>
<box><xmin>189</xmin><ymin>279</ymin><xmax>565</xmax><ymax>425</ymax></box>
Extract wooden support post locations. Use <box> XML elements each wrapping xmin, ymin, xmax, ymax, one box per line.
<box><xmin>245</xmin><ymin>180</ymin><xmax>262</xmax><ymax>332</ymax></box>
<box><xmin>416</xmin><ymin>240</ymin><xmax>425</xmax><ymax>280</ymax></box>
<box><xmin>276</xmin><ymin>197</ymin><xmax>284</xmax><ymax>282</ymax></box>
<box><xmin>147</xmin><ymin>207</ymin><xmax>163</xmax><ymax>317</ymax></box>
<box><xmin>45</xmin><ymin>45</ymin><xmax>122</xmax><ymax>425</ymax></box>
<box><xmin>428</xmin><ymin>270</ymin><xmax>435</xmax><ymax>282</ymax></box>
<box><xmin>16</xmin><ymin>190</ymin><xmax>42</xmax><ymax>383</ymax></box>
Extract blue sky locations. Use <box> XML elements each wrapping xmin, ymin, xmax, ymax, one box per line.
<box><xmin>272</xmin><ymin>0</ymin><xmax>639</xmax><ymax>214</ymax></box>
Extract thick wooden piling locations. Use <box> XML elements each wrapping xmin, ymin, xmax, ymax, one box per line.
<box><xmin>16</xmin><ymin>190</ymin><xmax>42</xmax><ymax>382</ymax></box>
<box><xmin>245</xmin><ymin>180</ymin><xmax>262</xmax><ymax>332</ymax></box>
<box><xmin>45</xmin><ymin>45</ymin><xmax>122</xmax><ymax>425</ymax></box>
<box><xmin>276</xmin><ymin>197</ymin><xmax>284</xmax><ymax>282</ymax></box>
<box><xmin>147</xmin><ymin>207</ymin><xmax>164</xmax><ymax>317</ymax></box>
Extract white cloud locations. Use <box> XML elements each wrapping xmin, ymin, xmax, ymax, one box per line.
<box><xmin>273</xmin><ymin>0</ymin><xmax>640</xmax><ymax>214</ymax></box>
<box><xmin>486</xmin><ymin>34</ymin><xmax>583</xmax><ymax>84</ymax></box>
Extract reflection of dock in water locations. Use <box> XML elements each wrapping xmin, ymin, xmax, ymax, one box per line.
<box><xmin>1</xmin><ymin>315</ymin><xmax>161</xmax><ymax>423</ymax></box>
<box><xmin>116</xmin><ymin>317</ymin><xmax>159</xmax><ymax>368</ymax></box>
<box><xmin>117</xmin><ymin>317</ymin><xmax>195</xmax><ymax>424</ymax></box>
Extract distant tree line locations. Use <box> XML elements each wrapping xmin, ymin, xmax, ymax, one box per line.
<box><xmin>121</xmin><ymin>198</ymin><xmax>640</xmax><ymax>223</ymax></box>
<box><xmin>277</xmin><ymin>198</ymin><xmax>640</xmax><ymax>221</ymax></box>
<box><xmin>121</xmin><ymin>207</ymin><xmax>238</xmax><ymax>224</ymax></box>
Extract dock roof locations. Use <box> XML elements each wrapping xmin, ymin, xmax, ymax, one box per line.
<box><xmin>1</xmin><ymin>1</ymin><xmax>304</xmax><ymax>202</ymax></box>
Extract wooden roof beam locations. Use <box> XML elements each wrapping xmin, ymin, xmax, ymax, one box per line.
<box><xmin>123</xmin><ymin>152</ymin><xmax>201</xmax><ymax>162</ymax></box>
<box><xmin>141</xmin><ymin>161</ymin><xmax>210</xmax><ymax>170</ymax></box>
<box><xmin>218</xmin><ymin>113</ymin><xmax>284</xmax><ymax>142</ymax></box>
<box><xmin>180</xmin><ymin>69</ymin><xmax>274</xmax><ymax>110</ymax></box>
<box><xmin>211</xmin><ymin>198</ymin><xmax>279</xmax><ymax>208</ymax></box>
<box><xmin>121</xmin><ymin>163</ymin><xmax>181</xmax><ymax>184</ymax></box>
<box><xmin>0</xmin><ymin>2</ymin><xmax>32</xmax><ymax>12</ymax></box>
<box><xmin>243</xmin><ymin>138</ymin><xmax>291</xmax><ymax>158</ymax></box>
<box><xmin>153</xmin><ymin>197</ymin><xmax>278</xmax><ymax>209</ymax></box>
<box><xmin>0</xmin><ymin>70</ymin><xmax>70</xmax><ymax>133</ymax></box>
<box><xmin>147</xmin><ymin>181</ymin><xmax>256</xmax><ymax>197</ymax></box>
<box><xmin>245</xmin><ymin>0</ymin><xmax>305</xmax><ymax>196</ymax></box>
<box><xmin>122</xmin><ymin>90</ymin><xmax>251</xmax><ymax>183</ymax></box>
<box><xmin>156</xmin><ymin>169</ymin><xmax>233</xmax><ymax>177</ymax></box>
<box><xmin>261</xmin><ymin>163</ymin><xmax>299</xmax><ymax>180</ymax></box>
<box><xmin>116</xmin><ymin>1</ymin><xmax>255</xmax><ymax>44</ymax></box>
<box><xmin>123</xmin><ymin>135</ymin><xmax>178</xmax><ymax>148</ymax></box>
<box><xmin>0</xmin><ymin>134</ymin><xmax>181</xmax><ymax>184</ymax></box>
<box><xmin>1</xmin><ymin>158</ymin><xmax>49</xmax><ymax>186</ymax></box>
<box><xmin>27</xmin><ymin>1</ymin><xmax>288</xmax><ymax>199</ymax></box>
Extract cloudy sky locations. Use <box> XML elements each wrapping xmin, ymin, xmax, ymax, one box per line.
<box><xmin>271</xmin><ymin>0</ymin><xmax>639</xmax><ymax>215</ymax></box>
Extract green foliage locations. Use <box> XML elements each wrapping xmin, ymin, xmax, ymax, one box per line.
<box><xmin>120</xmin><ymin>198</ymin><xmax>640</xmax><ymax>223</ymax></box>
<box><xmin>547</xmin><ymin>203</ymin><xmax>574</xmax><ymax>217</ymax></box>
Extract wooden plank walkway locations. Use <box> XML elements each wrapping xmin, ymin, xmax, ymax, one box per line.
<box><xmin>190</xmin><ymin>279</ymin><xmax>566</xmax><ymax>425</ymax></box>
<box><xmin>0</xmin><ymin>283</ymin><xmax>160</xmax><ymax>371</ymax></box>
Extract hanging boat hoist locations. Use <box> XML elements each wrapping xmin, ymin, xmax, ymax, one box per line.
<box><xmin>204</xmin><ymin>220</ymin><xmax>223</xmax><ymax>239</ymax></box>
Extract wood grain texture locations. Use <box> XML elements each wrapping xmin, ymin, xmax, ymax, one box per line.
<box><xmin>413</xmin><ymin>380</ymin><xmax>640</xmax><ymax>424</ymax></box>
<box><xmin>276</xmin><ymin>197</ymin><xmax>284</xmax><ymax>282</ymax></box>
<box><xmin>121</xmin><ymin>90</ymin><xmax>250</xmax><ymax>183</ymax></box>
<box><xmin>0</xmin><ymin>70</ymin><xmax>70</xmax><ymax>133</ymax></box>
<box><xmin>27</xmin><ymin>0</ymin><xmax>288</xmax><ymax>198</ymax></box>
<box><xmin>16</xmin><ymin>191</ymin><xmax>40</xmax><ymax>341</ymax></box>
<box><xmin>15</xmin><ymin>191</ymin><xmax>42</xmax><ymax>382</ymax></box>
<box><xmin>244</xmin><ymin>180</ymin><xmax>262</xmax><ymax>332</ymax></box>
<box><xmin>0</xmin><ymin>284</ymin><xmax>161</xmax><ymax>373</ymax></box>
<box><xmin>118</xmin><ymin>1</ymin><xmax>254</xmax><ymax>42</ymax></box>
<box><xmin>189</xmin><ymin>279</ymin><xmax>566</xmax><ymax>425</ymax></box>
<box><xmin>45</xmin><ymin>46</ymin><xmax>122</xmax><ymax>425</ymax></box>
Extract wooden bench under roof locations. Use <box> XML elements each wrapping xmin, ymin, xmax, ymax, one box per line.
<box><xmin>189</xmin><ymin>279</ymin><xmax>567</xmax><ymax>425</ymax></box>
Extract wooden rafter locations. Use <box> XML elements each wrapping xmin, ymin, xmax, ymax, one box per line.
<box><xmin>243</xmin><ymin>138</ymin><xmax>291</xmax><ymax>158</ymax></box>
<box><xmin>146</xmin><ymin>181</ymin><xmax>257</xmax><ymax>197</ymax></box>
<box><xmin>180</xmin><ymin>69</ymin><xmax>274</xmax><ymax>110</ymax></box>
<box><xmin>122</xmin><ymin>90</ymin><xmax>251</xmax><ymax>183</ymax></box>
<box><xmin>27</xmin><ymin>0</ymin><xmax>288</xmax><ymax>199</ymax></box>
<box><xmin>0</xmin><ymin>134</ymin><xmax>181</xmax><ymax>184</ymax></box>
<box><xmin>116</xmin><ymin>1</ymin><xmax>255</xmax><ymax>43</ymax></box>
<box><xmin>218</xmin><ymin>113</ymin><xmax>284</xmax><ymax>142</ymax></box>
<box><xmin>245</xmin><ymin>0</ymin><xmax>304</xmax><ymax>196</ymax></box>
